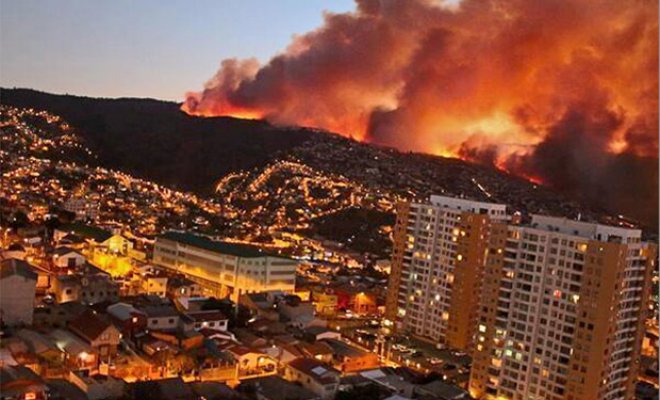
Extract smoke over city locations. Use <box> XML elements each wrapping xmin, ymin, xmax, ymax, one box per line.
<box><xmin>184</xmin><ymin>0</ymin><xmax>658</xmax><ymax>224</ymax></box>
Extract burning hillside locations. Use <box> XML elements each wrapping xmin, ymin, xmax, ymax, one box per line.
<box><xmin>184</xmin><ymin>0</ymin><xmax>659</xmax><ymax>225</ymax></box>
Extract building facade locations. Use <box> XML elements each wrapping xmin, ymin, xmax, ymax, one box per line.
<box><xmin>153</xmin><ymin>231</ymin><xmax>298</xmax><ymax>301</ymax></box>
<box><xmin>469</xmin><ymin>215</ymin><xmax>656</xmax><ymax>400</ymax></box>
<box><xmin>0</xmin><ymin>259</ymin><xmax>38</xmax><ymax>326</ymax></box>
<box><xmin>385</xmin><ymin>195</ymin><xmax>507</xmax><ymax>350</ymax></box>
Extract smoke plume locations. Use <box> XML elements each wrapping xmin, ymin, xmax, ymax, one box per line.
<box><xmin>184</xmin><ymin>0</ymin><xmax>658</xmax><ymax>226</ymax></box>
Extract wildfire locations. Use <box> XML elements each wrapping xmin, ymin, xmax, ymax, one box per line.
<box><xmin>183</xmin><ymin>0</ymin><xmax>658</xmax><ymax>224</ymax></box>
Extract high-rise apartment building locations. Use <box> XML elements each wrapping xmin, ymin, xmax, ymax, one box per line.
<box><xmin>385</xmin><ymin>195</ymin><xmax>508</xmax><ymax>350</ymax></box>
<box><xmin>469</xmin><ymin>215</ymin><xmax>656</xmax><ymax>400</ymax></box>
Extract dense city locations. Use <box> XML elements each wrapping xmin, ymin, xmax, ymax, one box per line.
<box><xmin>0</xmin><ymin>105</ymin><xmax>658</xmax><ymax>400</ymax></box>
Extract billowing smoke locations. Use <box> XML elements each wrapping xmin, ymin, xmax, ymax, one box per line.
<box><xmin>184</xmin><ymin>0</ymin><xmax>658</xmax><ymax>225</ymax></box>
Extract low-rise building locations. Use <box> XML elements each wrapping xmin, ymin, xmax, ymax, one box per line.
<box><xmin>67</xmin><ymin>310</ymin><xmax>121</xmax><ymax>364</ymax></box>
<box><xmin>0</xmin><ymin>258</ymin><xmax>38</xmax><ymax>326</ymax></box>
<box><xmin>322</xmin><ymin>339</ymin><xmax>379</xmax><ymax>373</ymax></box>
<box><xmin>52</xmin><ymin>247</ymin><xmax>86</xmax><ymax>269</ymax></box>
<box><xmin>153</xmin><ymin>231</ymin><xmax>298</xmax><ymax>301</ymax></box>
<box><xmin>167</xmin><ymin>276</ymin><xmax>202</xmax><ymax>299</ymax></box>
<box><xmin>185</xmin><ymin>310</ymin><xmax>228</xmax><ymax>332</ymax></box>
<box><xmin>285</xmin><ymin>357</ymin><xmax>340</xmax><ymax>400</ymax></box>
<box><xmin>140</xmin><ymin>304</ymin><xmax>180</xmax><ymax>331</ymax></box>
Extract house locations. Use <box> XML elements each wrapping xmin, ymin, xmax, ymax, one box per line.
<box><xmin>167</xmin><ymin>276</ymin><xmax>202</xmax><ymax>299</ymax></box>
<box><xmin>2</xmin><ymin>243</ymin><xmax>27</xmax><ymax>260</ymax></box>
<box><xmin>141</xmin><ymin>272</ymin><xmax>168</xmax><ymax>297</ymax></box>
<box><xmin>15</xmin><ymin>329</ymin><xmax>64</xmax><ymax>369</ymax></box>
<box><xmin>140</xmin><ymin>304</ymin><xmax>180</xmax><ymax>331</ymax></box>
<box><xmin>278</xmin><ymin>295</ymin><xmax>316</xmax><ymax>328</ymax></box>
<box><xmin>0</xmin><ymin>258</ymin><xmax>38</xmax><ymax>326</ymax></box>
<box><xmin>0</xmin><ymin>365</ymin><xmax>49</xmax><ymax>400</ymax></box>
<box><xmin>311</xmin><ymin>288</ymin><xmax>338</xmax><ymax>316</ymax></box>
<box><xmin>239</xmin><ymin>292</ymin><xmax>279</xmax><ymax>321</ymax></box>
<box><xmin>233</xmin><ymin>328</ymin><xmax>268</xmax><ymax>348</ymax></box>
<box><xmin>68</xmin><ymin>310</ymin><xmax>121</xmax><ymax>363</ymax></box>
<box><xmin>359</xmin><ymin>369</ymin><xmax>415</xmax><ymax>398</ymax></box>
<box><xmin>186</xmin><ymin>310</ymin><xmax>228</xmax><ymax>332</ymax></box>
<box><xmin>322</xmin><ymin>339</ymin><xmax>379</xmax><ymax>373</ymax></box>
<box><xmin>79</xmin><ymin>273</ymin><xmax>119</xmax><ymax>305</ymax></box>
<box><xmin>52</xmin><ymin>275</ymin><xmax>82</xmax><ymax>304</ymax></box>
<box><xmin>334</xmin><ymin>286</ymin><xmax>378</xmax><ymax>315</ymax></box>
<box><xmin>57</xmin><ymin>233</ymin><xmax>85</xmax><ymax>249</ymax></box>
<box><xmin>239</xmin><ymin>376</ymin><xmax>320</xmax><ymax>400</ymax></box>
<box><xmin>52</xmin><ymin>247</ymin><xmax>86</xmax><ymax>269</ymax></box>
<box><xmin>106</xmin><ymin>302</ymin><xmax>147</xmax><ymax>336</ymax></box>
<box><xmin>50</xmin><ymin>329</ymin><xmax>97</xmax><ymax>370</ymax></box>
<box><xmin>51</xmin><ymin>272</ymin><xmax>119</xmax><ymax>305</ymax></box>
<box><xmin>32</xmin><ymin>302</ymin><xmax>88</xmax><ymax>331</ymax></box>
<box><xmin>227</xmin><ymin>345</ymin><xmax>276</xmax><ymax>376</ymax></box>
<box><xmin>263</xmin><ymin>343</ymin><xmax>305</xmax><ymax>366</ymax></box>
<box><xmin>298</xmin><ymin>341</ymin><xmax>334</xmax><ymax>364</ymax></box>
<box><xmin>285</xmin><ymin>357</ymin><xmax>340</xmax><ymax>400</ymax></box>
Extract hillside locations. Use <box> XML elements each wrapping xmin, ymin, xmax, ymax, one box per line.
<box><xmin>1</xmin><ymin>88</ymin><xmax>639</xmax><ymax>242</ymax></box>
<box><xmin>0</xmin><ymin>88</ymin><xmax>320</xmax><ymax>194</ymax></box>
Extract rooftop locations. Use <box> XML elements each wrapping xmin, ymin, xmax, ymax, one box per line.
<box><xmin>59</xmin><ymin>223</ymin><xmax>113</xmax><ymax>242</ymax></box>
<box><xmin>68</xmin><ymin>309</ymin><xmax>115</xmax><ymax>342</ymax></box>
<box><xmin>288</xmin><ymin>357</ymin><xmax>339</xmax><ymax>384</ymax></box>
<box><xmin>0</xmin><ymin>258</ymin><xmax>38</xmax><ymax>281</ymax></box>
<box><xmin>529</xmin><ymin>214</ymin><xmax>643</xmax><ymax>242</ymax></box>
<box><xmin>159</xmin><ymin>231</ymin><xmax>283</xmax><ymax>259</ymax></box>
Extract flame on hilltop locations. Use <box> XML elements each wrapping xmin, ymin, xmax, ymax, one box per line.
<box><xmin>184</xmin><ymin>0</ymin><xmax>658</xmax><ymax>224</ymax></box>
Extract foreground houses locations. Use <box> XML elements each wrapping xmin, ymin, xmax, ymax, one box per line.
<box><xmin>285</xmin><ymin>357</ymin><xmax>341</xmax><ymax>399</ymax></box>
<box><xmin>67</xmin><ymin>310</ymin><xmax>121</xmax><ymax>365</ymax></box>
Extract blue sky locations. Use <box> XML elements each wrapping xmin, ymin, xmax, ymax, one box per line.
<box><xmin>0</xmin><ymin>0</ymin><xmax>355</xmax><ymax>100</ymax></box>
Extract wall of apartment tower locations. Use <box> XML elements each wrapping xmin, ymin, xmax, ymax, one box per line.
<box><xmin>385</xmin><ymin>201</ymin><xmax>411</xmax><ymax>323</ymax></box>
<box><xmin>385</xmin><ymin>200</ymin><xmax>498</xmax><ymax>351</ymax></box>
<box><xmin>566</xmin><ymin>241</ymin><xmax>656</xmax><ymax>400</ymax></box>
<box><xmin>445</xmin><ymin>212</ymin><xmax>492</xmax><ymax>350</ymax></box>
<box><xmin>468</xmin><ymin>226</ymin><xmax>656</xmax><ymax>400</ymax></box>
<box><xmin>467</xmin><ymin>222</ymin><xmax>508</xmax><ymax>399</ymax></box>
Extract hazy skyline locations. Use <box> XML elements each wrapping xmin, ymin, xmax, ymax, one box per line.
<box><xmin>1</xmin><ymin>0</ymin><xmax>354</xmax><ymax>100</ymax></box>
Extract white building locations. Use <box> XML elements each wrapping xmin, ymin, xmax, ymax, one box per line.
<box><xmin>0</xmin><ymin>259</ymin><xmax>38</xmax><ymax>326</ymax></box>
<box><xmin>63</xmin><ymin>196</ymin><xmax>99</xmax><ymax>221</ymax></box>
<box><xmin>52</xmin><ymin>247</ymin><xmax>86</xmax><ymax>269</ymax></box>
<box><xmin>153</xmin><ymin>231</ymin><xmax>298</xmax><ymax>302</ymax></box>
